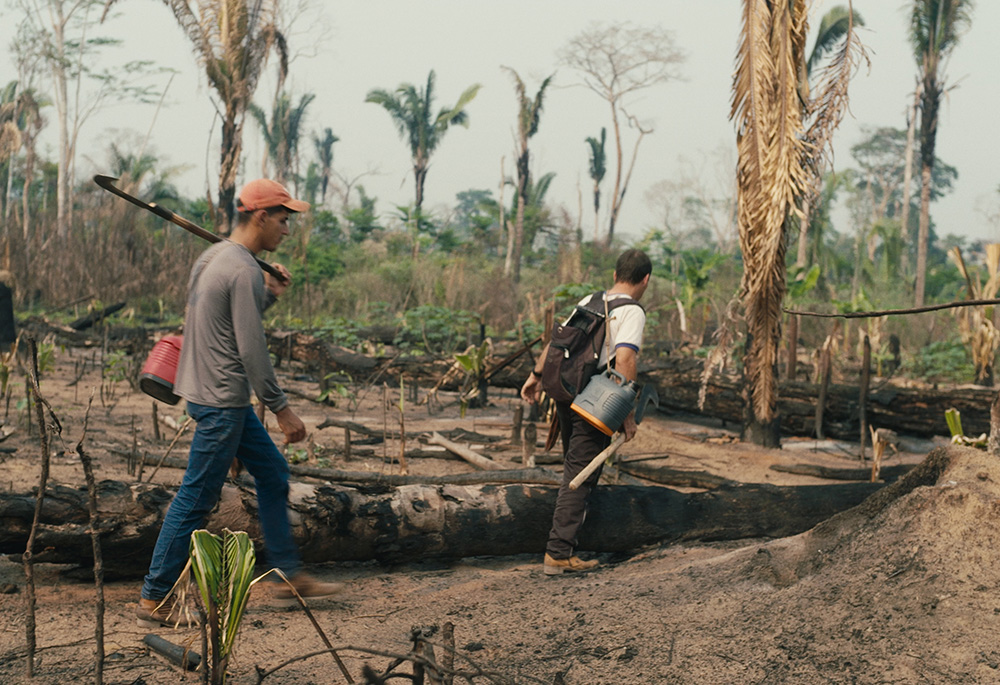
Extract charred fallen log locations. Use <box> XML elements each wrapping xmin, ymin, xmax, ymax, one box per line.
<box><xmin>69</xmin><ymin>302</ymin><xmax>126</xmax><ymax>330</ymax></box>
<box><xmin>639</xmin><ymin>357</ymin><xmax>993</xmax><ymax>440</ymax></box>
<box><xmin>0</xmin><ymin>477</ymin><xmax>883</xmax><ymax>574</ymax></box>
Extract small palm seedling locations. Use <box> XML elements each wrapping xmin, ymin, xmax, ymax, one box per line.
<box><xmin>184</xmin><ymin>528</ymin><xmax>261</xmax><ymax>684</ymax></box>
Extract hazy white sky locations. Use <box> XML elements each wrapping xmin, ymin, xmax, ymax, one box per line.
<box><xmin>4</xmin><ymin>0</ymin><xmax>999</xmax><ymax>245</ymax></box>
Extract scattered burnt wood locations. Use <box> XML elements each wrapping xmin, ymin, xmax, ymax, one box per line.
<box><xmin>68</xmin><ymin>302</ymin><xmax>126</xmax><ymax>331</ymax></box>
<box><xmin>513</xmin><ymin>451</ymin><xmax>561</xmax><ymax>465</ymax></box>
<box><xmin>108</xmin><ymin>448</ymin><xmax>550</xmax><ymax>485</ymax></box>
<box><xmin>282</xmin><ymin>466</ymin><xmax>562</xmax><ymax>487</ymax></box>
<box><xmin>0</xmin><ymin>475</ymin><xmax>885</xmax><ymax>573</ymax></box>
<box><xmin>769</xmin><ymin>463</ymin><xmax>915</xmax><ymax>482</ymax></box>
<box><xmin>639</xmin><ymin>356</ymin><xmax>993</xmax><ymax>440</ymax></box>
<box><xmin>426</xmin><ymin>432</ymin><xmax>505</xmax><ymax>471</ymax></box>
<box><xmin>143</xmin><ymin>634</ymin><xmax>200</xmax><ymax>672</ymax></box>
<box><xmin>316</xmin><ymin>417</ymin><xmax>504</xmax><ymax>445</ymax></box>
<box><xmin>616</xmin><ymin>460</ymin><xmax>737</xmax><ymax>489</ymax></box>
<box><xmin>265</xmin><ymin>330</ymin><xmax>534</xmax><ymax>390</ymax></box>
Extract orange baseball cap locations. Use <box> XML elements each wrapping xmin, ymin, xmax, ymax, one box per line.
<box><xmin>236</xmin><ymin>179</ymin><xmax>310</xmax><ymax>213</ymax></box>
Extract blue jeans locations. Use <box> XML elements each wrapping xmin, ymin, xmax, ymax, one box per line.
<box><xmin>141</xmin><ymin>402</ymin><xmax>300</xmax><ymax>600</ymax></box>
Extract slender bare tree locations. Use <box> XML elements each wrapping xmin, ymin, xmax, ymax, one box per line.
<box><xmin>17</xmin><ymin>0</ymin><xmax>158</xmax><ymax>238</ymax></box>
<box><xmin>558</xmin><ymin>22</ymin><xmax>684</xmax><ymax>244</ymax></box>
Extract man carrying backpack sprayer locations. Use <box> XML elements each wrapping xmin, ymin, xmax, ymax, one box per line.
<box><xmin>520</xmin><ymin>249</ymin><xmax>652</xmax><ymax>575</ymax></box>
<box><xmin>137</xmin><ymin>179</ymin><xmax>343</xmax><ymax>628</ymax></box>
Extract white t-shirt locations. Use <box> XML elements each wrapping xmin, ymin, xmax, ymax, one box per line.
<box><xmin>574</xmin><ymin>292</ymin><xmax>646</xmax><ymax>369</ymax></box>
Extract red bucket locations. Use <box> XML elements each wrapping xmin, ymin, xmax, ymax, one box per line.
<box><xmin>140</xmin><ymin>335</ymin><xmax>183</xmax><ymax>405</ymax></box>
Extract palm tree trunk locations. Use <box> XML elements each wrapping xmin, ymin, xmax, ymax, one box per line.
<box><xmin>914</xmin><ymin>162</ymin><xmax>933</xmax><ymax>307</ymax></box>
<box><xmin>413</xmin><ymin>162</ymin><xmax>428</xmax><ymax>258</ymax></box>
<box><xmin>22</xmin><ymin>141</ymin><xmax>35</xmax><ymax>249</ymax></box>
<box><xmin>3</xmin><ymin>152</ymin><xmax>13</xmax><ymax>229</ymax></box>
<box><xmin>795</xmin><ymin>196</ymin><xmax>812</xmax><ymax>268</ymax></box>
<box><xmin>900</xmin><ymin>83</ymin><xmax>920</xmax><ymax>275</ymax></box>
<box><xmin>592</xmin><ymin>185</ymin><xmax>600</xmax><ymax>244</ymax></box>
<box><xmin>413</xmin><ymin>163</ymin><xmax>426</xmax><ymax>215</ymax></box>
<box><xmin>218</xmin><ymin>103</ymin><xmax>243</xmax><ymax>237</ymax></box>
<box><xmin>505</xmin><ymin>150</ymin><xmax>529</xmax><ymax>283</ymax></box>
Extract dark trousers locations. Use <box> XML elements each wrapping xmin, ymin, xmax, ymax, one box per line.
<box><xmin>546</xmin><ymin>401</ymin><xmax>612</xmax><ymax>559</ymax></box>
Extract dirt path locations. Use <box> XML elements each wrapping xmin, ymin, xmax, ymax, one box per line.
<box><xmin>2</xmin><ymin>348</ymin><xmax>991</xmax><ymax>684</ymax></box>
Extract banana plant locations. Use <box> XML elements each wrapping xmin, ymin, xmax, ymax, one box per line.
<box><xmin>455</xmin><ymin>339</ymin><xmax>492</xmax><ymax>417</ymax></box>
<box><xmin>187</xmin><ymin>529</ymin><xmax>263</xmax><ymax>684</ymax></box>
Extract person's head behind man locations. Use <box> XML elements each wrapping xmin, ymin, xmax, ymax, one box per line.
<box><xmin>614</xmin><ymin>248</ymin><xmax>652</xmax><ymax>299</ymax></box>
<box><xmin>234</xmin><ymin>179</ymin><xmax>310</xmax><ymax>253</ymax></box>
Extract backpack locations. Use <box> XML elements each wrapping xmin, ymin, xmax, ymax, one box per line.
<box><xmin>540</xmin><ymin>291</ymin><xmax>641</xmax><ymax>403</ymax></box>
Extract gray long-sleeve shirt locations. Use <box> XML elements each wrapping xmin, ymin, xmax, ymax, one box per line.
<box><xmin>173</xmin><ymin>241</ymin><xmax>288</xmax><ymax>413</ymax></box>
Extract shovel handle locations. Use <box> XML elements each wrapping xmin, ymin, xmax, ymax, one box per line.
<box><xmin>568</xmin><ymin>433</ymin><xmax>626</xmax><ymax>490</ymax></box>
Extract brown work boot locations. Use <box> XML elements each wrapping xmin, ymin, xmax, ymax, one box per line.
<box><xmin>136</xmin><ymin>595</ymin><xmax>199</xmax><ymax>629</ymax></box>
<box><xmin>543</xmin><ymin>553</ymin><xmax>600</xmax><ymax>576</ymax></box>
<box><xmin>273</xmin><ymin>572</ymin><xmax>345</xmax><ymax>607</ymax></box>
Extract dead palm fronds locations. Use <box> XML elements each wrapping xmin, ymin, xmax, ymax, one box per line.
<box><xmin>730</xmin><ymin>0</ymin><xmax>866</xmax><ymax>441</ymax></box>
<box><xmin>103</xmin><ymin>0</ymin><xmax>287</xmax><ymax>234</ymax></box>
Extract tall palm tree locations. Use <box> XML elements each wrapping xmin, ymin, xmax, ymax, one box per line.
<box><xmin>585</xmin><ymin>128</ymin><xmax>607</xmax><ymax>245</ymax></box>
<box><xmin>731</xmin><ymin>0</ymin><xmax>864</xmax><ymax>446</ymax></box>
<box><xmin>502</xmin><ymin>67</ymin><xmax>553</xmax><ymax>284</ymax></box>
<box><xmin>150</xmin><ymin>0</ymin><xmax>287</xmax><ymax>235</ymax></box>
<box><xmin>312</xmin><ymin>127</ymin><xmax>339</xmax><ymax>206</ymax></box>
<box><xmin>365</xmin><ymin>70</ymin><xmax>480</xmax><ymax>216</ymax></box>
<box><xmin>248</xmin><ymin>91</ymin><xmax>315</xmax><ymax>188</ymax></box>
<box><xmin>910</xmin><ymin>0</ymin><xmax>973</xmax><ymax>307</ymax></box>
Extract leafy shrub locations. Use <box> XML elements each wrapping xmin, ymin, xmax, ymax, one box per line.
<box><xmin>904</xmin><ymin>338</ymin><xmax>976</xmax><ymax>384</ymax></box>
<box><xmin>396</xmin><ymin>305</ymin><xmax>479</xmax><ymax>355</ymax></box>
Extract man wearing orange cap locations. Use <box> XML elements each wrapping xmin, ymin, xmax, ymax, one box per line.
<box><xmin>137</xmin><ymin>179</ymin><xmax>341</xmax><ymax>628</ymax></box>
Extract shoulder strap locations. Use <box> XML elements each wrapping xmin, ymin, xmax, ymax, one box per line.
<box><xmin>605</xmin><ymin>295</ymin><xmax>643</xmax><ymax>313</ymax></box>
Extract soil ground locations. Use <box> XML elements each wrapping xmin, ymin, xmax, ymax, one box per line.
<box><xmin>0</xmin><ymin>345</ymin><xmax>994</xmax><ymax>684</ymax></box>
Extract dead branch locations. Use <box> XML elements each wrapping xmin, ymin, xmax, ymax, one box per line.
<box><xmin>22</xmin><ymin>337</ymin><xmax>54</xmax><ymax>678</ymax></box>
<box><xmin>785</xmin><ymin>297</ymin><xmax>1000</xmax><ymax>319</ymax></box>
<box><xmin>427</xmin><ymin>432</ymin><xmax>506</xmax><ymax>471</ymax></box>
<box><xmin>145</xmin><ymin>417</ymin><xmax>192</xmax><ymax>483</ymax></box>
<box><xmin>74</xmin><ymin>395</ymin><xmax>106</xmax><ymax>684</ymax></box>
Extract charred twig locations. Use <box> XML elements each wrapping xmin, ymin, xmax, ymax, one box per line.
<box><xmin>22</xmin><ymin>337</ymin><xmax>57</xmax><ymax>678</ymax></box>
<box><xmin>145</xmin><ymin>417</ymin><xmax>193</xmax><ymax>483</ymax></box>
<box><xmin>482</xmin><ymin>336</ymin><xmax>542</xmax><ymax>382</ymax></box>
<box><xmin>271</xmin><ymin>569</ymin><xmax>353</xmax><ymax>683</ymax></box>
<box><xmin>255</xmin><ymin>645</ymin><xmax>516</xmax><ymax>685</ymax></box>
<box><xmin>74</xmin><ymin>394</ymin><xmax>106</xmax><ymax>684</ymax></box>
